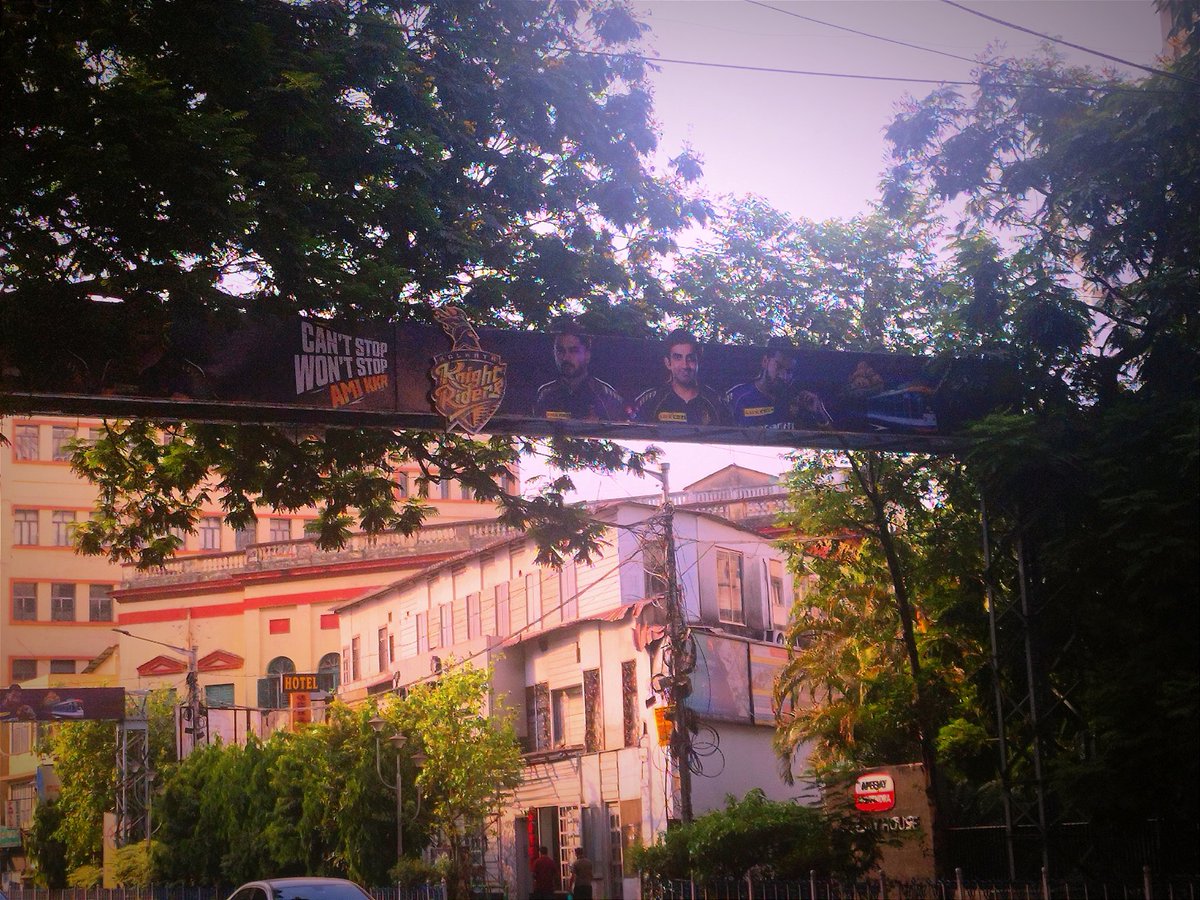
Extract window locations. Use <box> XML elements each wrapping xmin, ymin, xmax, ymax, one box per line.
<box><xmin>50</xmin><ymin>583</ymin><xmax>75</xmax><ymax>622</ymax></box>
<box><xmin>89</xmin><ymin>584</ymin><xmax>113</xmax><ymax>622</ymax></box>
<box><xmin>466</xmin><ymin>592</ymin><xmax>481</xmax><ymax>639</ymax></box>
<box><xmin>767</xmin><ymin>558</ymin><xmax>786</xmax><ymax>630</ymax></box>
<box><xmin>320</xmin><ymin>613</ymin><xmax>339</xmax><ymax>630</ymax></box>
<box><xmin>341</xmin><ymin>647</ymin><xmax>351</xmax><ymax>683</ymax></box>
<box><xmin>198</xmin><ymin>516</ymin><xmax>221</xmax><ymax>550</ymax></box>
<box><xmin>318</xmin><ymin>652</ymin><xmax>341</xmax><ymax>692</ymax></box>
<box><xmin>415</xmin><ymin>612</ymin><xmax>429</xmax><ymax>654</ymax></box>
<box><xmin>438</xmin><ymin>480</ymin><xmax>451</xmax><ymax>500</ymax></box>
<box><xmin>268</xmin><ymin>618</ymin><xmax>290</xmax><ymax>634</ymax></box>
<box><xmin>350</xmin><ymin>637</ymin><xmax>361</xmax><ymax>681</ymax></box>
<box><xmin>51</xmin><ymin>425</ymin><xmax>76</xmax><ymax>461</ymax></box>
<box><xmin>12</xmin><ymin>583</ymin><xmax>37</xmax><ymax>621</ymax></box>
<box><xmin>459</xmin><ymin>483</ymin><xmax>473</xmax><ymax>500</ymax></box>
<box><xmin>438</xmin><ymin>603</ymin><xmax>453</xmax><ymax>648</ymax></box>
<box><xmin>206</xmin><ymin>683</ymin><xmax>235</xmax><ymax>708</ymax></box>
<box><xmin>12</xmin><ymin>659</ymin><xmax>37</xmax><ymax>682</ymax></box>
<box><xmin>10</xmin><ymin>722</ymin><xmax>34</xmax><ymax>756</ymax></box>
<box><xmin>89</xmin><ymin>426</ymin><xmax>105</xmax><ymax>444</ymax></box>
<box><xmin>267</xmin><ymin>656</ymin><xmax>296</xmax><ymax>675</ymax></box>
<box><xmin>388</xmin><ymin>632</ymin><xmax>395</xmax><ymax>664</ymax></box>
<box><xmin>269</xmin><ymin>519</ymin><xmax>292</xmax><ymax>542</ymax></box>
<box><xmin>607</xmin><ymin>801</ymin><xmax>625</xmax><ymax>888</ymax></box>
<box><xmin>13</xmin><ymin>424</ymin><xmax>39</xmax><ymax>460</ymax></box>
<box><xmin>526</xmin><ymin>573</ymin><xmax>541</xmax><ymax>626</ymax></box>
<box><xmin>584</xmin><ymin>669</ymin><xmax>602</xmax><ymax>753</ymax></box>
<box><xmin>395</xmin><ymin>473</ymin><xmax>408</xmax><ymax>497</ymax></box>
<box><xmin>14</xmin><ymin>509</ymin><xmax>38</xmax><ymax>545</ymax></box>
<box><xmin>552</xmin><ymin>685</ymin><xmax>584</xmax><ymax>747</ymax></box>
<box><xmin>50</xmin><ymin>659</ymin><xmax>76</xmax><ymax>675</ymax></box>
<box><xmin>621</xmin><ymin>660</ymin><xmax>639</xmax><ymax>747</ymax></box>
<box><xmin>52</xmin><ymin>510</ymin><xmax>76</xmax><ymax>546</ymax></box>
<box><xmin>234</xmin><ymin>525</ymin><xmax>256</xmax><ymax>550</ymax></box>
<box><xmin>716</xmin><ymin>549</ymin><xmax>745</xmax><ymax>624</ymax></box>
<box><xmin>494</xmin><ymin>582</ymin><xmax>510</xmax><ymax>637</ymax></box>
<box><xmin>378</xmin><ymin>627</ymin><xmax>389</xmax><ymax>673</ymax></box>
<box><xmin>526</xmin><ymin>682</ymin><xmax>551</xmax><ymax>751</ymax></box>
<box><xmin>560</xmin><ymin>562</ymin><xmax>578</xmax><ymax>621</ymax></box>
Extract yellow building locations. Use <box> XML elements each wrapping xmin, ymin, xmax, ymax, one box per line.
<box><xmin>1</xmin><ymin>414</ymin><xmax>511</xmax><ymax>686</ymax></box>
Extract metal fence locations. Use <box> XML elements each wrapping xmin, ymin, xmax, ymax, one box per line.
<box><xmin>641</xmin><ymin>874</ymin><xmax>1200</xmax><ymax>900</ymax></box>
<box><xmin>4</xmin><ymin>887</ymin><xmax>447</xmax><ymax>900</ymax></box>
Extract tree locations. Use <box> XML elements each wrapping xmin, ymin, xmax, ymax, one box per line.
<box><xmin>153</xmin><ymin>703</ymin><xmax>441</xmax><ymax>886</ymax></box>
<box><xmin>384</xmin><ymin>663</ymin><xmax>522</xmax><ymax>900</ymax></box>
<box><xmin>773</xmin><ymin>452</ymin><xmax>988</xmax><ymax>875</ymax></box>
<box><xmin>667</xmin><ymin>197</ymin><xmax>942</xmax><ymax>350</ymax></box>
<box><xmin>0</xmin><ymin>0</ymin><xmax>702</xmax><ymax>567</ymax></box>
<box><xmin>881</xmin><ymin>32</ymin><xmax>1200</xmax><ymax>871</ymax></box>
<box><xmin>630</xmin><ymin>789</ymin><xmax>872</xmax><ymax>883</ymax></box>
<box><xmin>24</xmin><ymin>801</ymin><xmax>69</xmax><ymax>888</ymax></box>
<box><xmin>39</xmin><ymin>690</ymin><xmax>178</xmax><ymax>871</ymax></box>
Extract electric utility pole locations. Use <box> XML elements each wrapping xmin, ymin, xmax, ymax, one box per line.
<box><xmin>649</xmin><ymin>463</ymin><xmax>695</xmax><ymax>824</ymax></box>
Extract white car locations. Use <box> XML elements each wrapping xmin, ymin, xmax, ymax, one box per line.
<box><xmin>226</xmin><ymin>878</ymin><xmax>374</xmax><ymax>900</ymax></box>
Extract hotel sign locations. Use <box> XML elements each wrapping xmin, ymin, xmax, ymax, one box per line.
<box><xmin>280</xmin><ymin>673</ymin><xmax>320</xmax><ymax>694</ymax></box>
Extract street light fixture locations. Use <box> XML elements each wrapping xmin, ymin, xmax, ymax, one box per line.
<box><xmin>369</xmin><ymin>717</ymin><xmax>423</xmax><ymax>862</ymax></box>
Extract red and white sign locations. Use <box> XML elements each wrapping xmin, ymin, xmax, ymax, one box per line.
<box><xmin>854</xmin><ymin>772</ymin><xmax>896</xmax><ymax>812</ymax></box>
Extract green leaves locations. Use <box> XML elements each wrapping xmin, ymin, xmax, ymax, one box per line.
<box><xmin>68</xmin><ymin>423</ymin><xmax>644</xmax><ymax>569</ymax></box>
<box><xmin>631</xmin><ymin>789</ymin><xmax>872</xmax><ymax>882</ymax></box>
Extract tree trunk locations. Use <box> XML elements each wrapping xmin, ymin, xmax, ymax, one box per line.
<box><xmin>851</xmin><ymin>453</ymin><xmax>948</xmax><ymax>877</ymax></box>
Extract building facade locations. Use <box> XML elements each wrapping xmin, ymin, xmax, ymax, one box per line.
<box><xmin>334</xmin><ymin>501</ymin><xmax>812</xmax><ymax>899</ymax></box>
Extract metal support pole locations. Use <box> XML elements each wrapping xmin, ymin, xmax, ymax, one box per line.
<box><xmin>396</xmin><ymin>752</ymin><xmax>404</xmax><ymax>860</ymax></box>
<box><xmin>1017</xmin><ymin>532</ymin><xmax>1051</xmax><ymax>880</ymax></box>
<box><xmin>981</xmin><ymin>497</ymin><xmax>1017</xmax><ymax>881</ymax></box>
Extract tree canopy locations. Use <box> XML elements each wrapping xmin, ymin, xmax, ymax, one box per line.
<box><xmin>1</xmin><ymin>0</ymin><xmax>704</xmax><ymax>566</ymax></box>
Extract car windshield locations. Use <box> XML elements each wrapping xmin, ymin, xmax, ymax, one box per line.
<box><xmin>272</xmin><ymin>885</ymin><xmax>371</xmax><ymax>900</ymax></box>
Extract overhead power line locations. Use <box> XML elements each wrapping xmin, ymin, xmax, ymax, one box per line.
<box><xmin>938</xmin><ymin>0</ymin><xmax>1200</xmax><ymax>87</ymax></box>
<box><xmin>562</xmin><ymin>47</ymin><xmax>1196</xmax><ymax>96</ymax></box>
<box><xmin>744</xmin><ymin>0</ymin><xmax>987</xmax><ymax>68</ymax></box>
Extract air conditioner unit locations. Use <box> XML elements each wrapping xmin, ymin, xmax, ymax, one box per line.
<box><xmin>765</xmin><ymin>629</ymin><xmax>787</xmax><ymax>645</ymax></box>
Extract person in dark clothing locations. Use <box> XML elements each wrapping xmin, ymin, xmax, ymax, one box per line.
<box><xmin>725</xmin><ymin>335</ymin><xmax>832</xmax><ymax>429</ymax></box>
<box><xmin>631</xmin><ymin>328</ymin><xmax>732</xmax><ymax>426</ymax></box>
<box><xmin>568</xmin><ymin>846</ymin><xmax>595</xmax><ymax>900</ymax></box>
<box><xmin>530</xmin><ymin>845</ymin><xmax>558</xmax><ymax>900</ymax></box>
<box><xmin>533</xmin><ymin>324</ymin><xmax>626</xmax><ymax>422</ymax></box>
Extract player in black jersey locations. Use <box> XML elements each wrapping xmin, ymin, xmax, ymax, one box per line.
<box><xmin>533</xmin><ymin>324</ymin><xmax>626</xmax><ymax>421</ymax></box>
<box><xmin>631</xmin><ymin>329</ymin><xmax>732</xmax><ymax>426</ymax></box>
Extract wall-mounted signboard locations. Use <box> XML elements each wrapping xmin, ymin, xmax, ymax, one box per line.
<box><xmin>1</xmin><ymin>308</ymin><xmax>1014</xmax><ymax>451</ymax></box>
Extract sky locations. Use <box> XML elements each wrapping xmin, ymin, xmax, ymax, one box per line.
<box><xmin>524</xmin><ymin>1</ymin><xmax>1167</xmax><ymax>501</ymax></box>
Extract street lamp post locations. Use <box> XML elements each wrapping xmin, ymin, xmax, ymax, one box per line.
<box><xmin>113</xmin><ymin>627</ymin><xmax>202</xmax><ymax>750</ymax></box>
<box><xmin>369</xmin><ymin>716</ymin><xmax>425</xmax><ymax>864</ymax></box>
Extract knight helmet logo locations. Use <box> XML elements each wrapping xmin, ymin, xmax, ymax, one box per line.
<box><xmin>429</xmin><ymin>307</ymin><xmax>507</xmax><ymax>433</ymax></box>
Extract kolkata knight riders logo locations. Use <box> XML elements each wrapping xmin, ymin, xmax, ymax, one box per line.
<box><xmin>429</xmin><ymin>307</ymin><xmax>507</xmax><ymax>433</ymax></box>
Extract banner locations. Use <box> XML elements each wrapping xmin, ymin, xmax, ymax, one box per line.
<box><xmin>0</xmin><ymin>308</ymin><xmax>1014</xmax><ymax>451</ymax></box>
<box><xmin>0</xmin><ymin>685</ymin><xmax>126</xmax><ymax>722</ymax></box>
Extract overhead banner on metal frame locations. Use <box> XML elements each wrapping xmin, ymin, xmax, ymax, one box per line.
<box><xmin>0</xmin><ymin>307</ymin><xmax>1014</xmax><ymax>450</ymax></box>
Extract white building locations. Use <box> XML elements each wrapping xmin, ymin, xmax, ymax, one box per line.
<box><xmin>335</xmin><ymin>499</ymin><xmax>813</xmax><ymax>899</ymax></box>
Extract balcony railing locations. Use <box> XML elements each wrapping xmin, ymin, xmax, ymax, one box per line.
<box><xmin>127</xmin><ymin>519</ymin><xmax>522</xmax><ymax>588</ymax></box>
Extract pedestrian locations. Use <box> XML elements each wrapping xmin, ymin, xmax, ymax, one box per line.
<box><xmin>530</xmin><ymin>845</ymin><xmax>558</xmax><ymax>900</ymax></box>
<box><xmin>568</xmin><ymin>846</ymin><xmax>595</xmax><ymax>900</ymax></box>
